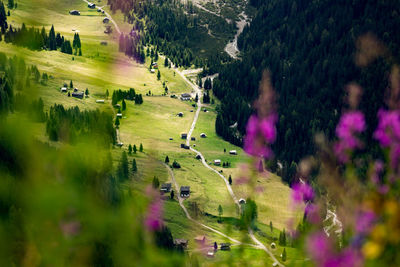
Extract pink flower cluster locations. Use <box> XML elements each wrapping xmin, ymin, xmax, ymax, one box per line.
<box><xmin>374</xmin><ymin>109</ymin><xmax>400</xmax><ymax>169</ymax></box>
<box><xmin>307</xmin><ymin>232</ymin><xmax>363</xmax><ymax>267</ymax></box>
<box><xmin>244</xmin><ymin>114</ymin><xmax>277</xmax><ymax>158</ymax></box>
<box><xmin>144</xmin><ymin>187</ymin><xmax>163</xmax><ymax>231</ymax></box>
<box><xmin>292</xmin><ymin>182</ymin><xmax>314</xmax><ymax>204</ymax></box>
<box><xmin>334</xmin><ymin>111</ymin><xmax>366</xmax><ymax>163</ymax></box>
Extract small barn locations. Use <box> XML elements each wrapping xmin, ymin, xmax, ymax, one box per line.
<box><xmin>200</xmin><ymin>133</ymin><xmax>207</xmax><ymax>138</ymax></box>
<box><xmin>116</xmin><ymin>113</ymin><xmax>122</xmax><ymax>118</ymax></box>
<box><xmin>103</xmin><ymin>17</ymin><xmax>110</xmax><ymax>23</ymax></box>
<box><xmin>180</xmin><ymin>144</ymin><xmax>189</xmax><ymax>149</ymax></box>
<box><xmin>117</xmin><ymin>142</ymin><xmax>124</xmax><ymax>147</ymax></box>
<box><xmin>177</xmin><ymin>112</ymin><xmax>183</xmax><ymax>117</ymax></box>
<box><xmin>206</xmin><ymin>251</ymin><xmax>215</xmax><ymax>258</ymax></box>
<box><xmin>239</xmin><ymin>198</ymin><xmax>246</xmax><ymax>204</ymax></box>
<box><xmin>69</xmin><ymin>10</ymin><xmax>80</xmax><ymax>15</ymax></box>
<box><xmin>96</xmin><ymin>99</ymin><xmax>105</xmax><ymax>103</ymax></box>
<box><xmin>88</xmin><ymin>3</ymin><xmax>96</xmax><ymax>8</ymax></box>
<box><xmin>72</xmin><ymin>91</ymin><xmax>84</xmax><ymax>99</ymax></box>
<box><xmin>104</xmin><ymin>25</ymin><xmax>112</xmax><ymax>34</ymax></box>
<box><xmin>60</xmin><ymin>87</ymin><xmax>68</xmax><ymax>93</ymax></box>
<box><xmin>195</xmin><ymin>154</ymin><xmax>201</xmax><ymax>160</ymax></box>
<box><xmin>220</xmin><ymin>243</ymin><xmax>231</xmax><ymax>251</ymax></box>
<box><xmin>214</xmin><ymin>159</ymin><xmax>221</xmax><ymax>166</ymax></box>
<box><xmin>181</xmin><ymin>133</ymin><xmax>187</xmax><ymax>139</ymax></box>
<box><xmin>160</xmin><ymin>183</ymin><xmax>172</xmax><ymax>193</ymax></box>
<box><xmin>180</xmin><ymin>186</ymin><xmax>190</xmax><ymax>198</ymax></box>
<box><xmin>115</xmin><ymin>104</ymin><xmax>121</xmax><ymax>108</ymax></box>
<box><xmin>270</xmin><ymin>242</ymin><xmax>276</xmax><ymax>249</ymax></box>
<box><xmin>191</xmin><ymin>137</ymin><xmax>196</xmax><ymax>141</ymax></box>
<box><xmin>150</xmin><ymin>69</ymin><xmax>155</xmax><ymax>73</ymax></box>
<box><xmin>194</xmin><ymin>235</ymin><xmax>206</xmax><ymax>244</ymax></box>
<box><xmin>174</xmin><ymin>239</ymin><xmax>188</xmax><ymax>250</ymax></box>
<box><xmin>229</xmin><ymin>150</ymin><xmax>237</xmax><ymax>155</ymax></box>
<box><xmin>180</xmin><ymin>93</ymin><xmax>191</xmax><ymax>101</ymax></box>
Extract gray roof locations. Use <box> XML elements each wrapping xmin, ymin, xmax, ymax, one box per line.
<box><xmin>180</xmin><ymin>186</ymin><xmax>190</xmax><ymax>192</ymax></box>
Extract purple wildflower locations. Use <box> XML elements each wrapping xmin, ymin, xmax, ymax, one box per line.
<box><xmin>305</xmin><ymin>203</ymin><xmax>320</xmax><ymax>224</ymax></box>
<box><xmin>374</xmin><ymin>109</ymin><xmax>400</xmax><ymax>169</ymax></box>
<box><xmin>144</xmin><ymin>187</ymin><xmax>163</xmax><ymax>231</ymax></box>
<box><xmin>244</xmin><ymin>114</ymin><xmax>277</xmax><ymax>158</ymax></box>
<box><xmin>292</xmin><ymin>182</ymin><xmax>314</xmax><ymax>204</ymax></box>
<box><xmin>355</xmin><ymin>211</ymin><xmax>375</xmax><ymax>234</ymax></box>
<box><xmin>334</xmin><ymin>111</ymin><xmax>366</xmax><ymax>163</ymax></box>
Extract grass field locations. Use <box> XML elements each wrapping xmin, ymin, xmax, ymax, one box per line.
<box><xmin>3</xmin><ymin>0</ymin><xmax>305</xmax><ymax>263</ymax></box>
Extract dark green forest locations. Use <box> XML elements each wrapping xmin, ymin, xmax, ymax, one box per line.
<box><xmin>213</xmin><ymin>0</ymin><xmax>400</xmax><ymax>184</ymax></box>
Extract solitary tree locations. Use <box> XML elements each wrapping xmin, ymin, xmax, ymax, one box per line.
<box><xmin>152</xmin><ymin>176</ymin><xmax>160</xmax><ymax>189</ymax></box>
<box><xmin>85</xmin><ymin>88</ymin><xmax>89</xmax><ymax>96</ymax></box>
<box><xmin>164</xmin><ymin>57</ymin><xmax>168</xmax><ymax>67</ymax></box>
<box><xmin>122</xmin><ymin>99</ymin><xmax>126</xmax><ymax>111</ymax></box>
<box><xmin>117</xmin><ymin>151</ymin><xmax>129</xmax><ymax>181</ymax></box>
<box><xmin>165</xmin><ymin>155</ymin><xmax>169</xmax><ymax>163</ymax></box>
<box><xmin>228</xmin><ymin>175</ymin><xmax>232</xmax><ymax>185</ymax></box>
<box><xmin>170</xmin><ymin>190</ymin><xmax>174</xmax><ymax>200</ymax></box>
<box><xmin>157</xmin><ymin>70</ymin><xmax>161</xmax><ymax>80</ymax></box>
<box><xmin>282</xmin><ymin>248</ymin><xmax>287</xmax><ymax>262</ymax></box>
<box><xmin>105</xmin><ymin>89</ymin><xmax>109</xmax><ymax>99</ymax></box>
<box><xmin>139</xmin><ymin>143</ymin><xmax>143</xmax><ymax>152</ymax></box>
<box><xmin>133</xmin><ymin>144</ymin><xmax>137</xmax><ymax>154</ymax></box>
<box><xmin>270</xmin><ymin>221</ymin><xmax>273</xmax><ymax>232</ymax></box>
<box><xmin>218</xmin><ymin>204</ymin><xmax>223</xmax><ymax>223</ymax></box>
<box><xmin>70</xmin><ymin>80</ymin><xmax>73</xmax><ymax>88</ymax></box>
<box><xmin>132</xmin><ymin>159</ymin><xmax>137</xmax><ymax>173</ymax></box>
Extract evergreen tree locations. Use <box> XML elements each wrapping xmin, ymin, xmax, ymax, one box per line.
<box><xmin>0</xmin><ymin>2</ymin><xmax>8</xmax><ymax>34</ymax></box>
<box><xmin>132</xmin><ymin>158</ymin><xmax>137</xmax><ymax>173</ymax></box>
<box><xmin>133</xmin><ymin>144</ymin><xmax>137</xmax><ymax>154</ymax></box>
<box><xmin>282</xmin><ymin>248</ymin><xmax>287</xmax><ymax>262</ymax></box>
<box><xmin>122</xmin><ymin>99</ymin><xmax>126</xmax><ymax>110</ymax></box>
<box><xmin>78</xmin><ymin>48</ymin><xmax>82</xmax><ymax>56</ymax></box>
<box><xmin>105</xmin><ymin>89</ymin><xmax>109</xmax><ymax>99</ymax></box>
<box><xmin>228</xmin><ymin>175</ymin><xmax>232</xmax><ymax>185</ymax></box>
<box><xmin>128</xmin><ymin>144</ymin><xmax>132</xmax><ymax>154</ymax></box>
<box><xmin>119</xmin><ymin>151</ymin><xmax>129</xmax><ymax>180</ymax></box>
<box><xmin>194</xmin><ymin>93</ymin><xmax>198</xmax><ymax>102</ymax></box>
<box><xmin>157</xmin><ymin>70</ymin><xmax>161</xmax><ymax>80</ymax></box>
<box><xmin>152</xmin><ymin>176</ymin><xmax>160</xmax><ymax>189</ymax></box>
<box><xmin>85</xmin><ymin>88</ymin><xmax>89</xmax><ymax>96</ymax></box>
<box><xmin>139</xmin><ymin>143</ymin><xmax>143</xmax><ymax>152</ymax></box>
<box><xmin>7</xmin><ymin>0</ymin><xmax>14</xmax><ymax>9</ymax></box>
<box><xmin>164</xmin><ymin>57</ymin><xmax>168</xmax><ymax>67</ymax></box>
<box><xmin>69</xmin><ymin>80</ymin><xmax>73</xmax><ymax>88</ymax></box>
<box><xmin>48</xmin><ymin>25</ymin><xmax>56</xmax><ymax>50</ymax></box>
<box><xmin>115</xmin><ymin>117</ymin><xmax>120</xmax><ymax>128</ymax></box>
<box><xmin>165</xmin><ymin>155</ymin><xmax>169</xmax><ymax>163</ymax></box>
<box><xmin>218</xmin><ymin>204</ymin><xmax>223</xmax><ymax>222</ymax></box>
<box><xmin>270</xmin><ymin>221</ymin><xmax>273</xmax><ymax>232</ymax></box>
<box><xmin>170</xmin><ymin>190</ymin><xmax>174</xmax><ymax>200</ymax></box>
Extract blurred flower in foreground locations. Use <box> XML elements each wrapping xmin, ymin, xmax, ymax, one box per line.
<box><xmin>244</xmin><ymin>71</ymin><xmax>277</xmax><ymax>160</ymax></box>
<box><xmin>374</xmin><ymin>109</ymin><xmax>400</xmax><ymax>170</ymax></box>
<box><xmin>145</xmin><ymin>187</ymin><xmax>163</xmax><ymax>231</ymax></box>
<box><xmin>292</xmin><ymin>182</ymin><xmax>314</xmax><ymax>204</ymax></box>
<box><xmin>334</xmin><ymin>111</ymin><xmax>366</xmax><ymax>163</ymax></box>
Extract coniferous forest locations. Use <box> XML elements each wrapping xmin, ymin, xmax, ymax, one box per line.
<box><xmin>213</xmin><ymin>0</ymin><xmax>400</xmax><ymax>184</ymax></box>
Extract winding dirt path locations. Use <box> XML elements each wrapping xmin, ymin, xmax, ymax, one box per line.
<box><xmin>80</xmin><ymin>0</ymin><xmax>121</xmax><ymax>34</ymax></box>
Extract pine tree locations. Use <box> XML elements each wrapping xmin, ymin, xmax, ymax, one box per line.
<box><xmin>48</xmin><ymin>25</ymin><xmax>56</xmax><ymax>50</ymax></box>
<box><xmin>0</xmin><ymin>2</ymin><xmax>8</xmax><ymax>34</ymax></box>
<box><xmin>7</xmin><ymin>0</ymin><xmax>14</xmax><ymax>9</ymax></box>
<box><xmin>152</xmin><ymin>176</ymin><xmax>160</xmax><ymax>189</ymax></box>
<box><xmin>133</xmin><ymin>144</ymin><xmax>137</xmax><ymax>154</ymax></box>
<box><xmin>128</xmin><ymin>144</ymin><xmax>132</xmax><ymax>154</ymax></box>
<box><xmin>132</xmin><ymin>158</ymin><xmax>137</xmax><ymax>173</ymax></box>
<box><xmin>164</xmin><ymin>57</ymin><xmax>168</xmax><ymax>67</ymax></box>
<box><xmin>194</xmin><ymin>93</ymin><xmax>198</xmax><ymax>102</ymax></box>
<box><xmin>115</xmin><ymin>117</ymin><xmax>120</xmax><ymax>128</ymax></box>
<box><xmin>170</xmin><ymin>190</ymin><xmax>174</xmax><ymax>200</ymax></box>
<box><xmin>122</xmin><ymin>99</ymin><xmax>126</xmax><ymax>111</ymax></box>
<box><xmin>270</xmin><ymin>221</ymin><xmax>273</xmax><ymax>232</ymax></box>
<box><xmin>157</xmin><ymin>70</ymin><xmax>161</xmax><ymax>80</ymax></box>
<box><xmin>85</xmin><ymin>88</ymin><xmax>89</xmax><ymax>96</ymax></box>
<box><xmin>282</xmin><ymin>248</ymin><xmax>287</xmax><ymax>262</ymax></box>
<box><xmin>165</xmin><ymin>155</ymin><xmax>169</xmax><ymax>163</ymax></box>
<box><xmin>228</xmin><ymin>175</ymin><xmax>232</xmax><ymax>185</ymax></box>
<box><xmin>139</xmin><ymin>143</ymin><xmax>143</xmax><ymax>152</ymax></box>
<box><xmin>78</xmin><ymin>48</ymin><xmax>82</xmax><ymax>56</ymax></box>
<box><xmin>70</xmin><ymin>80</ymin><xmax>73</xmax><ymax>88</ymax></box>
<box><xmin>105</xmin><ymin>89</ymin><xmax>109</xmax><ymax>99</ymax></box>
<box><xmin>218</xmin><ymin>205</ymin><xmax>223</xmax><ymax>223</ymax></box>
